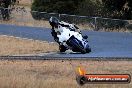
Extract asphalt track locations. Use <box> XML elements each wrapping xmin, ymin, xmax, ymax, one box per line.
<box><xmin>0</xmin><ymin>24</ymin><xmax>132</xmax><ymax>58</ymax></box>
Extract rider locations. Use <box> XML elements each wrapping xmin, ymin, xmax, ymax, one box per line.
<box><xmin>49</xmin><ymin>17</ymin><xmax>88</xmax><ymax>43</ymax></box>
<box><xmin>49</xmin><ymin>17</ymin><xmax>77</xmax><ymax>44</ymax></box>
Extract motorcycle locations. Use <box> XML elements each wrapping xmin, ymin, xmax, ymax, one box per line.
<box><xmin>49</xmin><ymin>17</ymin><xmax>91</xmax><ymax>54</ymax></box>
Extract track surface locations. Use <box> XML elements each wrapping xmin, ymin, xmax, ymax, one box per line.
<box><xmin>0</xmin><ymin>24</ymin><xmax>132</xmax><ymax>58</ymax></box>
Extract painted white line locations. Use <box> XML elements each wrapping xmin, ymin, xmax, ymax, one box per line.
<box><xmin>12</xmin><ymin>52</ymin><xmax>57</xmax><ymax>56</ymax></box>
<box><xmin>0</xmin><ymin>34</ymin><xmax>56</xmax><ymax>44</ymax></box>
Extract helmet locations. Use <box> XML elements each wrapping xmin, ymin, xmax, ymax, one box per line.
<box><xmin>49</xmin><ymin>17</ymin><xmax>59</xmax><ymax>28</ymax></box>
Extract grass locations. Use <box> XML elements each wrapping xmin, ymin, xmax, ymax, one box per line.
<box><xmin>0</xmin><ymin>35</ymin><xmax>58</xmax><ymax>55</ymax></box>
<box><xmin>0</xmin><ymin>1</ymin><xmax>130</xmax><ymax>32</ymax></box>
<box><xmin>18</xmin><ymin>0</ymin><xmax>32</xmax><ymax>6</ymax></box>
<box><xmin>0</xmin><ymin>60</ymin><xmax>131</xmax><ymax>88</ymax></box>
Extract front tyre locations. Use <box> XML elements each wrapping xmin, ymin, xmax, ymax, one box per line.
<box><xmin>86</xmin><ymin>48</ymin><xmax>91</xmax><ymax>53</ymax></box>
<box><xmin>85</xmin><ymin>44</ymin><xmax>91</xmax><ymax>53</ymax></box>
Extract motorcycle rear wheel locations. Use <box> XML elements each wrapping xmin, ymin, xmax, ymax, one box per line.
<box><xmin>59</xmin><ymin>45</ymin><xmax>67</xmax><ymax>52</ymax></box>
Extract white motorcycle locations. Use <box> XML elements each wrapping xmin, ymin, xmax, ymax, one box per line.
<box><xmin>49</xmin><ymin>17</ymin><xmax>91</xmax><ymax>54</ymax></box>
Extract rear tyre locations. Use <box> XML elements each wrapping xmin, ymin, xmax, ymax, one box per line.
<box><xmin>59</xmin><ymin>45</ymin><xmax>67</xmax><ymax>52</ymax></box>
